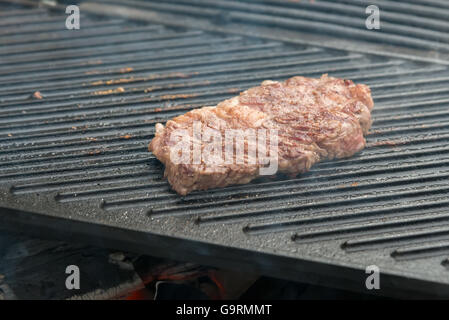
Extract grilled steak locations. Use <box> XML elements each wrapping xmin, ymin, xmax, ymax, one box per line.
<box><xmin>149</xmin><ymin>74</ymin><xmax>374</xmax><ymax>195</ymax></box>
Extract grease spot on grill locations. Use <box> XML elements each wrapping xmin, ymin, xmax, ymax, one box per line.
<box><xmin>442</xmin><ymin>258</ymin><xmax>449</xmax><ymax>270</ymax></box>
<box><xmin>30</xmin><ymin>91</ymin><xmax>43</xmax><ymax>100</ymax></box>
<box><xmin>92</xmin><ymin>87</ymin><xmax>125</xmax><ymax>95</ymax></box>
<box><xmin>157</xmin><ymin>93</ymin><xmax>198</xmax><ymax>100</ymax></box>
<box><xmin>119</xmin><ymin>67</ymin><xmax>134</xmax><ymax>73</ymax></box>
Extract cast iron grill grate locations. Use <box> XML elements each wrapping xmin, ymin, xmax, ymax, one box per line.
<box><xmin>1</xmin><ymin>0</ymin><xmax>449</xmax><ymax>298</ymax></box>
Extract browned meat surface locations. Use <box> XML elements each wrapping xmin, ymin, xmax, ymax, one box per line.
<box><xmin>149</xmin><ymin>74</ymin><xmax>374</xmax><ymax>195</ymax></box>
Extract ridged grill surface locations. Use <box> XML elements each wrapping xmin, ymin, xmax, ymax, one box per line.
<box><xmin>1</xmin><ymin>1</ymin><xmax>449</xmax><ymax>298</ymax></box>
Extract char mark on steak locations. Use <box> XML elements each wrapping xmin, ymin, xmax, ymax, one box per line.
<box><xmin>149</xmin><ymin>74</ymin><xmax>374</xmax><ymax>195</ymax></box>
